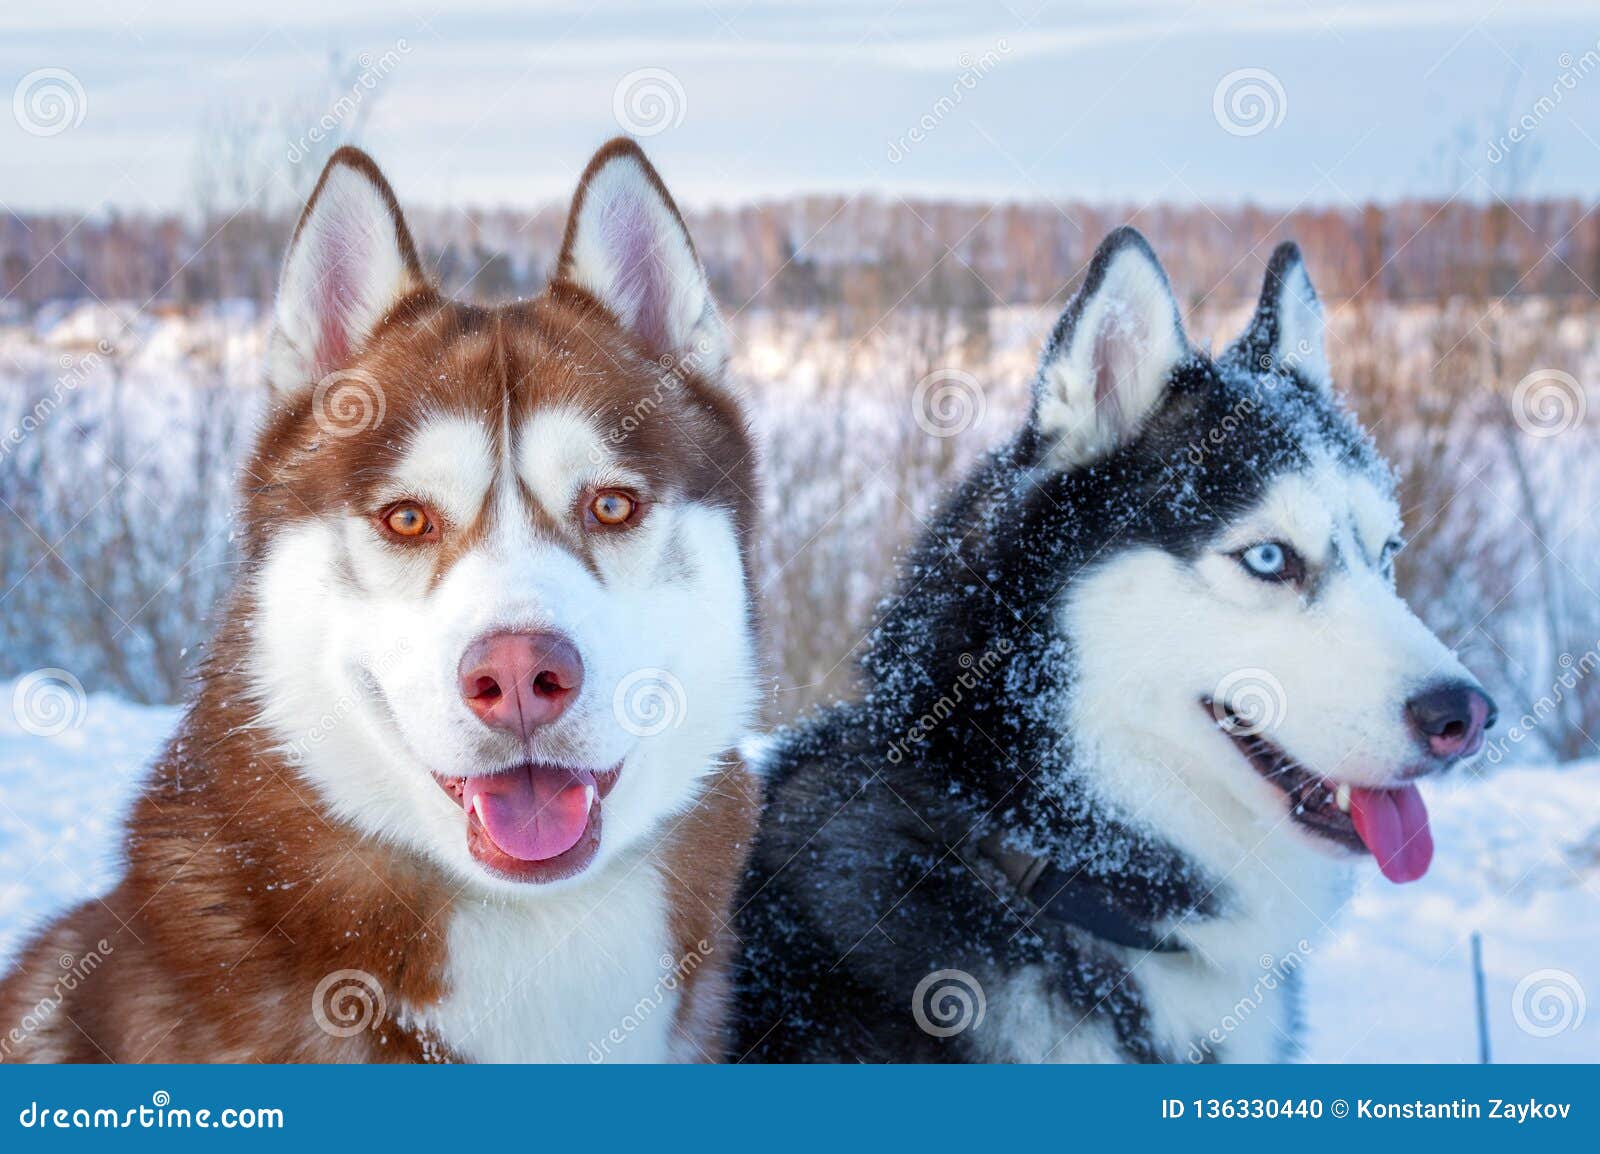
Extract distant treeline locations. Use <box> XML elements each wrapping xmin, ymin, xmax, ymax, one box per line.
<box><xmin>4</xmin><ymin>195</ymin><xmax>1596</xmax><ymax>313</ymax></box>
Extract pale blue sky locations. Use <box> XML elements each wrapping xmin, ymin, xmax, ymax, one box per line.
<box><xmin>3</xmin><ymin>0</ymin><xmax>1598</xmax><ymax>212</ymax></box>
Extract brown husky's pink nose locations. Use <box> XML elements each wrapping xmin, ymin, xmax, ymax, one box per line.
<box><xmin>1407</xmin><ymin>683</ymin><xmax>1495</xmax><ymax>761</ymax></box>
<box><xmin>458</xmin><ymin>632</ymin><xmax>584</xmax><ymax>740</ymax></box>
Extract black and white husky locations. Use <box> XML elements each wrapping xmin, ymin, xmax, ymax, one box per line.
<box><xmin>734</xmin><ymin>228</ymin><xmax>1495</xmax><ymax>1063</ymax></box>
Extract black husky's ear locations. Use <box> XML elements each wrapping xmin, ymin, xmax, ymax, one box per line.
<box><xmin>266</xmin><ymin>148</ymin><xmax>427</xmax><ymax>393</ymax></box>
<box><xmin>555</xmin><ymin>138</ymin><xmax>727</xmax><ymax>377</ymax></box>
<box><xmin>1034</xmin><ymin>227</ymin><xmax>1190</xmax><ymax>468</ymax></box>
<box><xmin>1232</xmin><ymin>241</ymin><xmax>1331</xmax><ymax>391</ymax></box>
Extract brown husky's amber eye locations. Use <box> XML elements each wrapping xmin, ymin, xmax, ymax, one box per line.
<box><xmin>589</xmin><ymin>491</ymin><xmax>637</xmax><ymax>527</ymax></box>
<box><xmin>382</xmin><ymin>502</ymin><xmax>433</xmax><ymax>539</ymax></box>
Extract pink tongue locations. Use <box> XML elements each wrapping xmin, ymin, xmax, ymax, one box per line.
<box><xmin>465</xmin><ymin>766</ymin><xmax>594</xmax><ymax>862</ymax></box>
<box><xmin>1347</xmin><ymin>784</ymin><xmax>1433</xmax><ymax>884</ymax></box>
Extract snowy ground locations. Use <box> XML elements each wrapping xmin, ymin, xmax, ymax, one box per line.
<box><xmin>1302</xmin><ymin>763</ymin><xmax>1599</xmax><ymax>1062</ymax></box>
<box><xmin>0</xmin><ymin>688</ymin><xmax>178</xmax><ymax>970</ymax></box>
<box><xmin>1</xmin><ymin>683</ymin><xmax>1595</xmax><ymax>1063</ymax></box>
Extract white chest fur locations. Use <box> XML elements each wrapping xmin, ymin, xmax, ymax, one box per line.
<box><xmin>409</xmin><ymin>859</ymin><xmax>678</xmax><ymax>1063</ymax></box>
<box><xmin>1139</xmin><ymin>846</ymin><xmax>1348</xmax><ymax>1063</ymax></box>
<box><xmin>985</xmin><ymin>917</ymin><xmax>1313</xmax><ymax>1064</ymax></box>
<box><xmin>985</xmin><ymin>903</ymin><xmax>1329</xmax><ymax>1063</ymax></box>
<box><xmin>1039</xmin><ymin>706</ymin><xmax>1351</xmax><ymax>1061</ymax></box>
<box><xmin>1125</xmin><ymin>944</ymin><xmax>1300</xmax><ymax>1063</ymax></box>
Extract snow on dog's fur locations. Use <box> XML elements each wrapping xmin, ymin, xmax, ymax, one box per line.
<box><xmin>0</xmin><ymin>140</ymin><xmax>761</xmax><ymax>1063</ymax></box>
<box><xmin>734</xmin><ymin>229</ymin><xmax>1496</xmax><ymax>1063</ymax></box>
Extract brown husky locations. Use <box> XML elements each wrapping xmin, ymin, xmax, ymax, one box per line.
<box><xmin>0</xmin><ymin>139</ymin><xmax>761</xmax><ymax>1063</ymax></box>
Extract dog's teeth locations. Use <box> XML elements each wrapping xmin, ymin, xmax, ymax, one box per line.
<box><xmin>1335</xmin><ymin>783</ymin><xmax>1351</xmax><ymax>813</ymax></box>
<box><xmin>583</xmin><ymin>783</ymin><xmax>597</xmax><ymax>809</ymax></box>
<box><xmin>471</xmin><ymin>794</ymin><xmax>486</xmax><ymax>823</ymax></box>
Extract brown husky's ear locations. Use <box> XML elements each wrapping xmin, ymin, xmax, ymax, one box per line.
<box><xmin>266</xmin><ymin>147</ymin><xmax>426</xmax><ymax>393</ymax></box>
<box><xmin>555</xmin><ymin>138</ymin><xmax>727</xmax><ymax>378</ymax></box>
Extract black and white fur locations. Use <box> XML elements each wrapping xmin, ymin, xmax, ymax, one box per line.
<box><xmin>734</xmin><ymin>229</ymin><xmax>1491</xmax><ymax>1063</ymax></box>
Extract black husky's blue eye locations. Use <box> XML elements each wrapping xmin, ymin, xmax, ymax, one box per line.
<box><xmin>1238</xmin><ymin>541</ymin><xmax>1304</xmax><ymax>584</ymax></box>
<box><xmin>1242</xmin><ymin>542</ymin><xmax>1284</xmax><ymax>575</ymax></box>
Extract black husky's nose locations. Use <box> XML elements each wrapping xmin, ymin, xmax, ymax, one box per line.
<box><xmin>1406</xmin><ymin>683</ymin><xmax>1496</xmax><ymax>761</ymax></box>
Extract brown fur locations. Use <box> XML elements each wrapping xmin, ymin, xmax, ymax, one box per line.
<box><xmin>0</xmin><ymin>141</ymin><xmax>761</xmax><ymax>1063</ymax></box>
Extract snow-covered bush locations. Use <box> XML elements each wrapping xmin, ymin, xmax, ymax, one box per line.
<box><xmin>2</xmin><ymin>298</ymin><xmax>1596</xmax><ymax>766</ymax></box>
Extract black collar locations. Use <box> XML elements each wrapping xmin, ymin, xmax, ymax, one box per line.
<box><xmin>978</xmin><ymin>834</ymin><xmax>1187</xmax><ymax>954</ymax></box>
